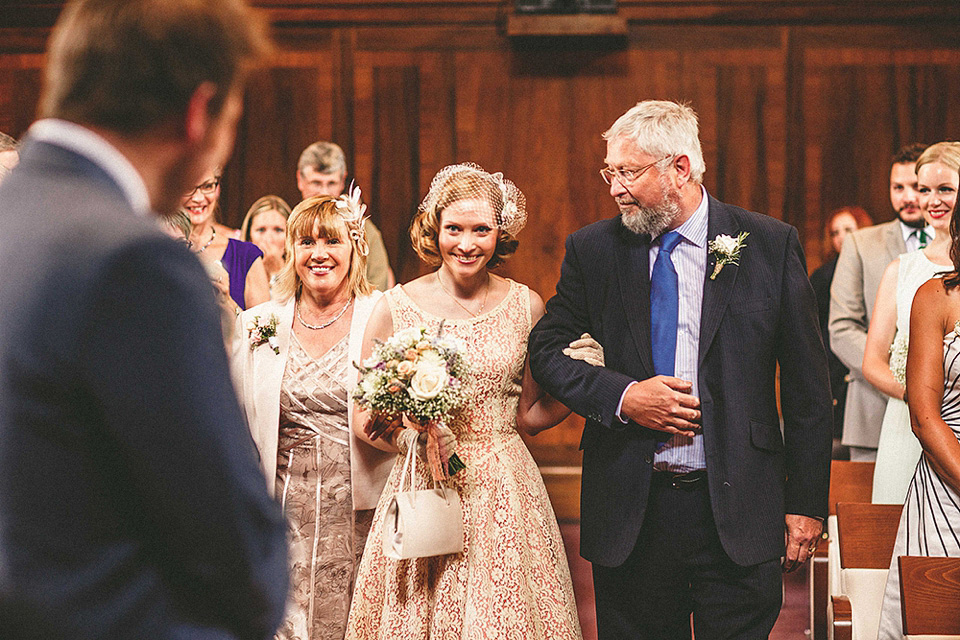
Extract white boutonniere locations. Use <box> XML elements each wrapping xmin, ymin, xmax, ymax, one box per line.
<box><xmin>708</xmin><ymin>231</ymin><xmax>749</xmax><ymax>280</ymax></box>
<box><xmin>248</xmin><ymin>314</ymin><xmax>280</xmax><ymax>355</ymax></box>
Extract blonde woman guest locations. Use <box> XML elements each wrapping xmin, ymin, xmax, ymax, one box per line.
<box><xmin>232</xmin><ymin>194</ymin><xmax>394</xmax><ymax>640</ymax></box>
<box><xmin>346</xmin><ymin>164</ymin><xmax>589</xmax><ymax>640</ymax></box>
<box><xmin>241</xmin><ymin>195</ymin><xmax>292</xmax><ymax>295</ymax></box>
<box><xmin>864</xmin><ymin>141</ymin><xmax>960</xmax><ymax>504</ymax></box>
<box><xmin>183</xmin><ymin>171</ymin><xmax>270</xmax><ymax>309</ymax></box>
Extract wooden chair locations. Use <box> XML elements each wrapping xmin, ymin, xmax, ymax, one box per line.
<box><xmin>899</xmin><ymin>555</ymin><xmax>960</xmax><ymax>638</ymax></box>
<box><xmin>810</xmin><ymin>460</ymin><xmax>875</xmax><ymax>640</ymax></box>
<box><xmin>830</xmin><ymin>502</ymin><xmax>902</xmax><ymax>640</ymax></box>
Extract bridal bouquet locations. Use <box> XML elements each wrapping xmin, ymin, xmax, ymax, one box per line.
<box><xmin>354</xmin><ymin>324</ymin><xmax>467</xmax><ymax>479</ymax></box>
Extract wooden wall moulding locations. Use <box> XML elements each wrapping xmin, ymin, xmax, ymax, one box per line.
<box><xmin>2</xmin><ymin>1</ymin><xmax>960</xmax><ymax>30</ymax></box>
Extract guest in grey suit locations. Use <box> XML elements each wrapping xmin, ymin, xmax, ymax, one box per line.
<box><xmin>829</xmin><ymin>143</ymin><xmax>929</xmax><ymax>461</ymax></box>
<box><xmin>0</xmin><ymin>1</ymin><xmax>287</xmax><ymax>639</ymax></box>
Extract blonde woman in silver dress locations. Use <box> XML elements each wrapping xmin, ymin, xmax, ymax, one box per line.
<box><xmin>232</xmin><ymin>193</ymin><xmax>394</xmax><ymax>640</ymax></box>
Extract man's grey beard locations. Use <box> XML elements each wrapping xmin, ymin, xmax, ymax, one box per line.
<box><xmin>620</xmin><ymin>179</ymin><xmax>682</xmax><ymax>237</ymax></box>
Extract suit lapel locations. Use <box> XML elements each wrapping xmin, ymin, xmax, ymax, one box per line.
<box><xmin>699</xmin><ymin>198</ymin><xmax>741</xmax><ymax>367</ymax></box>
<box><xmin>886</xmin><ymin>219</ymin><xmax>907</xmax><ymax>258</ymax></box>
<box><xmin>615</xmin><ymin>224</ymin><xmax>655</xmax><ymax>377</ymax></box>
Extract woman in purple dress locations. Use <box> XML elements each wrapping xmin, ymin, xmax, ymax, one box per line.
<box><xmin>182</xmin><ymin>171</ymin><xmax>270</xmax><ymax>309</ymax></box>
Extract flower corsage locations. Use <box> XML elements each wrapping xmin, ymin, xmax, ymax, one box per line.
<box><xmin>248</xmin><ymin>314</ymin><xmax>280</xmax><ymax>355</ymax></box>
<box><xmin>708</xmin><ymin>231</ymin><xmax>749</xmax><ymax>280</ymax></box>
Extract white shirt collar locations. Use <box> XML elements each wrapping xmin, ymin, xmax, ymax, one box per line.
<box><xmin>672</xmin><ymin>185</ymin><xmax>709</xmax><ymax>248</ymax></box>
<box><xmin>27</xmin><ymin>119</ymin><xmax>152</xmax><ymax>216</ymax></box>
<box><xmin>899</xmin><ymin>219</ymin><xmax>934</xmax><ymax>243</ymax></box>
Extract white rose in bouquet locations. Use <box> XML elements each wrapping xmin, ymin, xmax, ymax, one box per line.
<box><xmin>409</xmin><ymin>361</ymin><xmax>447</xmax><ymax>400</ymax></box>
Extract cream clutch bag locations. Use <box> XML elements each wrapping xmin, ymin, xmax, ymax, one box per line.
<box><xmin>382</xmin><ymin>441</ymin><xmax>464</xmax><ymax>559</ymax></box>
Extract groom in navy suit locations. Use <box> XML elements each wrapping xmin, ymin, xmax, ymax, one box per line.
<box><xmin>529</xmin><ymin>100</ymin><xmax>832</xmax><ymax>639</ymax></box>
<box><xmin>0</xmin><ymin>1</ymin><xmax>287</xmax><ymax>638</ymax></box>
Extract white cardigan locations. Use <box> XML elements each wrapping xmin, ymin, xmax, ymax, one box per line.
<box><xmin>231</xmin><ymin>292</ymin><xmax>394</xmax><ymax>510</ymax></box>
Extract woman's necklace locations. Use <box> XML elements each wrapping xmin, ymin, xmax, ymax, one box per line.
<box><xmin>437</xmin><ymin>270</ymin><xmax>489</xmax><ymax>317</ymax></box>
<box><xmin>296</xmin><ymin>297</ymin><xmax>352</xmax><ymax>330</ymax></box>
<box><xmin>195</xmin><ymin>226</ymin><xmax>216</xmax><ymax>253</ymax></box>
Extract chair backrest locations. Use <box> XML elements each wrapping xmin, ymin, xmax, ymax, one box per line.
<box><xmin>829</xmin><ymin>460</ymin><xmax>876</xmax><ymax>516</ymax></box>
<box><xmin>899</xmin><ymin>556</ymin><xmax>960</xmax><ymax>635</ymax></box>
<box><xmin>836</xmin><ymin>502</ymin><xmax>902</xmax><ymax>569</ymax></box>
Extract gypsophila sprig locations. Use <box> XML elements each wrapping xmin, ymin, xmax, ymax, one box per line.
<box><xmin>354</xmin><ymin>324</ymin><xmax>467</xmax><ymax>476</ymax></box>
<box><xmin>247</xmin><ymin>314</ymin><xmax>280</xmax><ymax>355</ymax></box>
<box><xmin>889</xmin><ymin>333</ymin><xmax>908</xmax><ymax>389</ymax></box>
<box><xmin>708</xmin><ymin>231</ymin><xmax>749</xmax><ymax>280</ymax></box>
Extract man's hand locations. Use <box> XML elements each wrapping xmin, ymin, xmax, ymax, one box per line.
<box><xmin>620</xmin><ymin>376</ymin><xmax>701</xmax><ymax>436</ymax></box>
<box><xmin>782</xmin><ymin>514</ymin><xmax>823</xmax><ymax>573</ymax></box>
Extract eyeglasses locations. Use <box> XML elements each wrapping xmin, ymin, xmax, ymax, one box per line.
<box><xmin>599</xmin><ymin>157</ymin><xmax>669</xmax><ymax>186</ymax></box>
<box><xmin>184</xmin><ymin>177</ymin><xmax>220</xmax><ymax>197</ymax></box>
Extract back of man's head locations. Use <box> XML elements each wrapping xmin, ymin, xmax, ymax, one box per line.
<box><xmin>40</xmin><ymin>0</ymin><xmax>271</xmax><ymax>135</ymax></box>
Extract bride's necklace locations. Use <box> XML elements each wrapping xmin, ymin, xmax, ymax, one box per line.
<box><xmin>194</xmin><ymin>226</ymin><xmax>216</xmax><ymax>253</ymax></box>
<box><xmin>437</xmin><ymin>270</ymin><xmax>489</xmax><ymax>317</ymax></box>
<box><xmin>296</xmin><ymin>297</ymin><xmax>352</xmax><ymax>330</ymax></box>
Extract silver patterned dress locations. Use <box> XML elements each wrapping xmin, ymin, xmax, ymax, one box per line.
<box><xmin>275</xmin><ymin>332</ymin><xmax>374</xmax><ymax>640</ymax></box>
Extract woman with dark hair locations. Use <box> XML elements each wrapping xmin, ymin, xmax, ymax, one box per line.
<box><xmin>809</xmin><ymin>206</ymin><xmax>873</xmax><ymax>443</ymax></box>
<box><xmin>875</xmin><ymin>177</ymin><xmax>960</xmax><ymax>639</ymax></box>
<box><xmin>183</xmin><ymin>171</ymin><xmax>270</xmax><ymax>309</ymax></box>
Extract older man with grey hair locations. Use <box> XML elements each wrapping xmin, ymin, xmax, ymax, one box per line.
<box><xmin>530</xmin><ymin>100</ymin><xmax>832</xmax><ymax>639</ymax></box>
<box><xmin>296</xmin><ymin>140</ymin><xmax>394</xmax><ymax>290</ymax></box>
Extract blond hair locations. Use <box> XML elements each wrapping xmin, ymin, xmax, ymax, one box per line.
<box><xmin>273</xmin><ymin>196</ymin><xmax>372</xmax><ymax>301</ymax></box>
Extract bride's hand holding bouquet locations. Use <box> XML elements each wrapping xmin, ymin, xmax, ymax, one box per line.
<box><xmin>354</xmin><ymin>324</ymin><xmax>468</xmax><ymax>481</ymax></box>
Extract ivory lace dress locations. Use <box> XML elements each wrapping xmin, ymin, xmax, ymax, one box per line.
<box><xmin>346</xmin><ymin>280</ymin><xmax>582</xmax><ymax>640</ymax></box>
<box><xmin>876</xmin><ymin>322</ymin><xmax>960</xmax><ymax>639</ymax></box>
<box><xmin>275</xmin><ymin>333</ymin><xmax>374</xmax><ymax>640</ymax></box>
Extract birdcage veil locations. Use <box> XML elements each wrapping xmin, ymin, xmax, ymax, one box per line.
<box><xmin>418</xmin><ymin>163</ymin><xmax>527</xmax><ymax>237</ymax></box>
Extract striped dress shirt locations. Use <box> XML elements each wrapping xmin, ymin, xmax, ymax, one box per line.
<box><xmin>616</xmin><ymin>186</ymin><xmax>710</xmax><ymax>472</ymax></box>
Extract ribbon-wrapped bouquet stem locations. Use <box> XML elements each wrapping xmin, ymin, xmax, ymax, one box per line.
<box><xmin>354</xmin><ymin>323</ymin><xmax>467</xmax><ymax>481</ymax></box>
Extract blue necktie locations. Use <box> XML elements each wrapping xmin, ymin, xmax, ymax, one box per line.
<box><xmin>651</xmin><ymin>231</ymin><xmax>683</xmax><ymax>377</ymax></box>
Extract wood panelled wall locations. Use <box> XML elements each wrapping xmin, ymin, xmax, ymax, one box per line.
<box><xmin>3</xmin><ymin>2</ymin><xmax>960</xmax><ymax>481</ymax></box>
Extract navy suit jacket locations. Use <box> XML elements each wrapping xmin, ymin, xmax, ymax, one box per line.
<box><xmin>0</xmin><ymin>137</ymin><xmax>288</xmax><ymax>639</ymax></box>
<box><xmin>529</xmin><ymin>195</ymin><xmax>832</xmax><ymax>568</ymax></box>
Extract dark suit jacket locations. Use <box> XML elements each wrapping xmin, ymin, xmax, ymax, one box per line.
<box><xmin>529</xmin><ymin>195</ymin><xmax>833</xmax><ymax>568</ymax></box>
<box><xmin>0</xmin><ymin>137</ymin><xmax>288</xmax><ymax>639</ymax></box>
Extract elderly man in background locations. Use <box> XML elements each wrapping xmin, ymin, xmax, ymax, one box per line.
<box><xmin>0</xmin><ymin>132</ymin><xmax>18</xmax><ymax>184</ymax></box>
<box><xmin>0</xmin><ymin>1</ymin><xmax>288</xmax><ymax>638</ymax></box>
<box><xmin>829</xmin><ymin>143</ymin><xmax>928</xmax><ymax>461</ymax></box>
<box><xmin>296</xmin><ymin>140</ymin><xmax>394</xmax><ymax>290</ymax></box>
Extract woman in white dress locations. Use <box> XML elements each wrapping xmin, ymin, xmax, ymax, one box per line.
<box><xmin>864</xmin><ymin>141</ymin><xmax>960</xmax><ymax>504</ymax></box>
<box><xmin>875</xmin><ymin>189</ymin><xmax>960</xmax><ymax>640</ymax></box>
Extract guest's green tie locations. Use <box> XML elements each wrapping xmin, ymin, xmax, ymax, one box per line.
<box><xmin>918</xmin><ymin>229</ymin><xmax>929</xmax><ymax>248</ymax></box>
